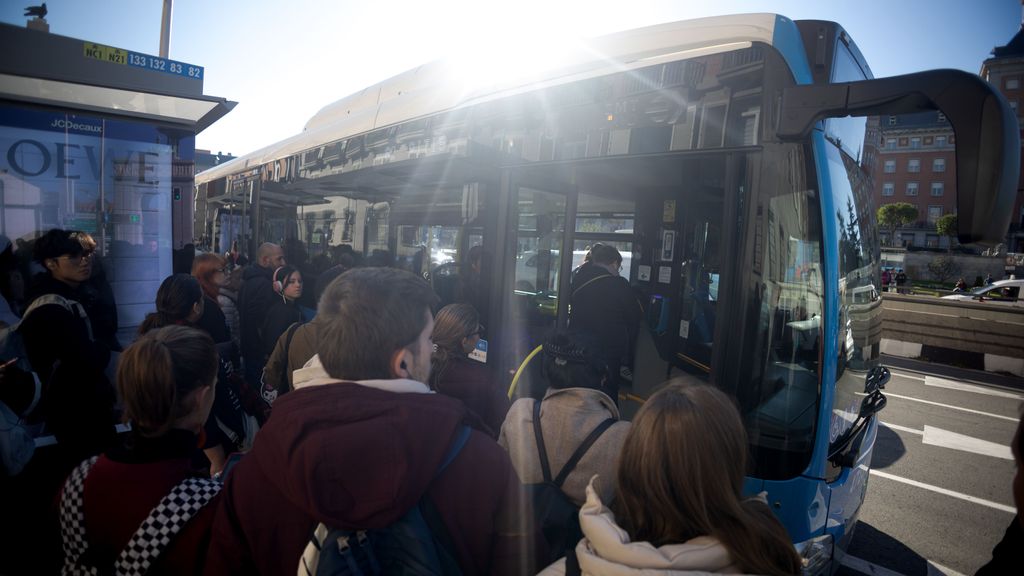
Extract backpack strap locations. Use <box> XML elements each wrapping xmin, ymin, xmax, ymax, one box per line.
<box><xmin>533</xmin><ymin>399</ymin><xmax>617</xmax><ymax>488</ymax></box>
<box><xmin>553</xmin><ymin>417</ymin><xmax>616</xmax><ymax>487</ymax></box>
<box><xmin>570</xmin><ymin>272</ymin><xmax>614</xmax><ymax>300</ymax></box>
<box><xmin>114</xmin><ymin>477</ymin><xmax>221</xmax><ymax>576</ymax></box>
<box><xmin>531</xmin><ymin>400</ymin><xmax>553</xmax><ymax>483</ymax></box>
<box><xmin>299</xmin><ymin>426</ymin><xmax>471</xmax><ymax>576</ymax></box>
<box><xmin>419</xmin><ymin>424</ymin><xmax>471</xmax><ymax>574</ymax></box>
<box><xmin>59</xmin><ymin>456</ymin><xmax>100</xmax><ymax>576</ymax></box>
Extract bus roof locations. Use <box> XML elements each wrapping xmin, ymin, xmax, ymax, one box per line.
<box><xmin>197</xmin><ymin>12</ymin><xmax>796</xmax><ymax>185</ymax></box>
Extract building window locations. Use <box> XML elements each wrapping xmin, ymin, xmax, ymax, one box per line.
<box><xmin>910</xmin><ymin>137</ymin><xmax>921</xmax><ymax>149</ymax></box>
<box><xmin>933</xmin><ymin>158</ymin><xmax>946</xmax><ymax>172</ymax></box>
<box><xmin>884</xmin><ymin>160</ymin><xmax>896</xmax><ymax>173</ymax></box>
<box><xmin>924</xmin><ymin>136</ymin><xmax>933</xmax><ymax>146</ymax></box>
<box><xmin>888</xmin><ymin>116</ymin><xmax>897</xmax><ymax>126</ymax></box>
<box><xmin>937</xmin><ymin>112</ymin><xmax>946</xmax><ymax>123</ymax></box>
<box><xmin>926</xmin><ymin>234</ymin><xmax>939</xmax><ymax>248</ymax></box>
<box><xmin>906</xmin><ymin>182</ymin><xmax>919</xmax><ymax>196</ymax></box>
<box><xmin>927</xmin><ymin>205</ymin><xmax>942</xmax><ymax>225</ymax></box>
<box><xmin>1008</xmin><ymin>78</ymin><xmax>1020</xmax><ymax>90</ymax></box>
<box><xmin>899</xmin><ymin>137</ymin><xmax>909</xmax><ymax>147</ymax></box>
<box><xmin>936</xmin><ymin>135</ymin><xmax>947</xmax><ymax>147</ymax></box>
<box><xmin>882</xmin><ymin>182</ymin><xmax>895</xmax><ymax>196</ymax></box>
<box><xmin>908</xmin><ymin>159</ymin><xmax>920</xmax><ymax>173</ymax></box>
<box><xmin>931</xmin><ymin>182</ymin><xmax>944</xmax><ymax>196</ymax></box>
<box><xmin>886</xmin><ymin>138</ymin><xmax>897</xmax><ymax>150</ymax></box>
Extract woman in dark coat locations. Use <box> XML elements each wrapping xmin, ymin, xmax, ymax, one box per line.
<box><xmin>191</xmin><ymin>253</ymin><xmax>232</xmax><ymax>345</ymax></box>
<box><xmin>261</xmin><ymin>266</ymin><xmax>304</xmax><ymax>360</ymax></box>
<box><xmin>429</xmin><ymin>303</ymin><xmax>509</xmax><ymax>438</ymax></box>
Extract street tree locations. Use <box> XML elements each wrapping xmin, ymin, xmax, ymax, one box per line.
<box><xmin>927</xmin><ymin>255</ymin><xmax>961</xmax><ymax>284</ymax></box>
<box><xmin>877</xmin><ymin>203</ymin><xmax>918</xmax><ymax>247</ymax></box>
<box><xmin>935</xmin><ymin>213</ymin><xmax>958</xmax><ymax>252</ymax></box>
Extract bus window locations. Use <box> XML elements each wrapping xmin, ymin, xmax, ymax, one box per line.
<box><xmin>574</xmin><ymin>191</ymin><xmax>635</xmax><ymax>281</ymax></box>
<box><xmin>507</xmin><ymin>186</ymin><xmax>567</xmax><ymax>394</ymax></box>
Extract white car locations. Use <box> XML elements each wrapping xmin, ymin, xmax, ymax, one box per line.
<box><xmin>515</xmin><ymin>249</ymin><xmax>632</xmax><ymax>292</ymax></box>
<box><xmin>941</xmin><ymin>279</ymin><xmax>1023</xmax><ymax>306</ymax></box>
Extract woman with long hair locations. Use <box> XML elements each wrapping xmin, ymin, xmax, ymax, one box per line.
<box><xmin>139</xmin><ymin>274</ymin><xmax>250</xmax><ymax>475</ymax></box>
<box><xmin>58</xmin><ymin>325</ymin><xmax>220</xmax><ymax>573</ymax></box>
<box><xmin>429</xmin><ymin>303</ymin><xmax>509</xmax><ymax>437</ymax></box>
<box><xmin>261</xmin><ymin>265</ymin><xmax>304</xmax><ymax>359</ymax></box>
<box><xmin>540</xmin><ymin>377</ymin><xmax>801</xmax><ymax>575</ymax></box>
<box><xmin>191</xmin><ymin>253</ymin><xmax>231</xmax><ymax>344</ymax></box>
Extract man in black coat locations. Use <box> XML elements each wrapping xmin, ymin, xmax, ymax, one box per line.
<box><xmin>238</xmin><ymin>242</ymin><xmax>285</xmax><ymax>384</ymax></box>
<box><xmin>1</xmin><ymin>229</ymin><xmax>117</xmax><ymax>575</ymax></box>
<box><xmin>567</xmin><ymin>244</ymin><xmax>641</xmax><ymax>402</ymax></box>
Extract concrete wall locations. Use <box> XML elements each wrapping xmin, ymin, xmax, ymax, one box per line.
<box><xmin>880</xmin><ymin>294</ymin><xmax>1024</xmax><ymax>376</ymax></box>
<box><xmin>897</xmin><ymin>252</ymin><xmax>1009</xmax><ymax>284</ymax></box>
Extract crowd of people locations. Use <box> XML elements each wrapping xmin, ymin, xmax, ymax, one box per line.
<box><xmin>1</xmin><ymin>228</ymin><xmax>1020</xmax><ymax>575</ymax></box>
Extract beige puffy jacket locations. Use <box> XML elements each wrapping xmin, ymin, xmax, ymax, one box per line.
<box><xmin>538</xmin><ymin>480</ymin><xmax>747</xmax><ymax>575</ymax></box>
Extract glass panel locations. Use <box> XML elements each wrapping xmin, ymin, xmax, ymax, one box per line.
<box><xmin>827</xmin><ymin>141</ymin><xmax>881</xmax><ymax>480</ymax></box>
<box><xmin>0</xmin><ymin>105</ymin><xmax>182</xmax><ymax>342</ymax></box>
<box><xmin>734</xmin><ymin>144</ymin><xmax>825</xmax><ymax>480</ymax></box>
<box><xmin>507</xmin><ymin>186</ymin><xmax>566</xmax><ymax>392</ymax></box>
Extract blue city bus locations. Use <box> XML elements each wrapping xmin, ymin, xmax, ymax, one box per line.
<box><xmin>195</xmin><ymin>14</ymin><xmax>1018</xmax><ymax>573</ymax></box>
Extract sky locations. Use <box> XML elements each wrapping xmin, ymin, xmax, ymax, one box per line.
<box><xmin>1</xmin><ymin>0</ymin><xmax>1020</xmax><ymax>158</ymax></box>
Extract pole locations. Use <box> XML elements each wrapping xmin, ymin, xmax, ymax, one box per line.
<box><xmin>159</xmin><ymin>0</ymin><xmax>173</xmax><ymax>58</ymax></box>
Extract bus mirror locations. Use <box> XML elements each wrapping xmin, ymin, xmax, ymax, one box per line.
<box><xmin>778</xmin><ymin>69</ymin><xmax>1020</xmax><ymax>245</ymax></box>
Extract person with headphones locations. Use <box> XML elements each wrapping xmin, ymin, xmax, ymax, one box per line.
<box><xmin>261</xmin><ymin>265</ymin><xmax>305</xmax><ymax>365</ymax></box>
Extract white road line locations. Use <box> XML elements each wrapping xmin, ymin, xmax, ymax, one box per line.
<box><xmin>869</xmin><ymin>469</ymin><xmax>1017</xmax><ymax>514</ymax></box>
<box><xmin>880</xmin><ymin>422</ymin><xmax>1012</xmax><ymax>459</ymax></box>
<box><xmin>928</xmin><ymin>561</ymin><xmax>966</xmax><ymax>576</ymax></box>
<box><xmin>922</xmin><ymin>425</ymin><xmax>1013</xmax><ymax>460</ymax></box>
<box><xmin>925</xmin><ymin>376</ymin><xmax>1024</xmax><ymax>400</ymax></box>
<box><xmin>880</xmin><ymin>421</ymin><xmax>922</xmax><ymax>435</ymax></box>
<box><xmin>874</xmin><ymin>392</ymin><xmax>1020</xmax><ymax>422</ymax></box>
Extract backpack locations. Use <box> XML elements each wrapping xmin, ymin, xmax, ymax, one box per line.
<box><xmin>0</xmin><ymin>294</ymin><xmax>92</xmax><ymax>476</ymax></box>
<box><xmin>526</xmin><ymin>399</ymin><xmax>615</xmax><ymax>560</ymax></box>
<box><xmin>60</xmin><ymin>455</ymin><xmax>222</xmax><ymax>576</ymax></box>
<box><xmin>299</xmin><ymin>425</ymin><xmax>472</xmax><ymax>576</ymax></box>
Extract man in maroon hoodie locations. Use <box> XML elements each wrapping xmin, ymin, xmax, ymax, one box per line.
<box><xmin>204</xmin><ymin>267</ymin><xmax>544</xmax><ymax>575</ymax></box>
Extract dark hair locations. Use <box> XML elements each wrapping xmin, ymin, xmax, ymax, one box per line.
<box><xmin>273</xmin><ymin>265</ymin><xmax>299</xmax><ymax>294</ymax></box>
<box><xmin>318</xmin><ymin>267</ymin><xmax>439</xmax><ymax>381</ymax></box>
<box><xmin>138</xmin><ymin>274</ymin><xmax>203</xmax><ymax>334</ymax></box>
<box><xmin>615</xmin><ymin>378</ymin><xmax>801</xmax><ymax>575</ymax></box>
<box><xmin>32</xmin><ymin>229</ymin><xmax>91</xmax><ymax>264</ymax></box>
<box><xmin>590</xmin><ymin>244</ymin><xmax>622</xmax><ymax>266</ymax></box>
<box><xmin>429</xmin><ymin>303</ymin><xmax>480</xmax><ymax>390</ymax></box>
<box><xmin>118</xmin><ymin>325</ymin><xmax>217</xmax><ymax>437</ymax></box>
<box><xmin>542</xmin><ymin>331</ymin><xmax>610</xmax><ymax>395</ymax></box>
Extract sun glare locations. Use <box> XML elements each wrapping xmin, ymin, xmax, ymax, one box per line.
<box><xmin>439</xmin><ymin>1</ymin><xmax>591</xmax><ymax>94</ymax></box>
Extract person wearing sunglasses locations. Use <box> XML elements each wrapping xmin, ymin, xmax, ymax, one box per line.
<box><xmin>2</xmin><ymin>229</ymin><xmax>118</xmax><ymax>574</ymax></box>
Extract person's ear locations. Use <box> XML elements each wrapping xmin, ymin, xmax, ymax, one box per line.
<box><xmin>45</xmin><ymin>258</ymin><xmax>57</xmax><ymax>271</ymax></box>
<box><xmin>390</xmin><ymin>348</ymin><xmax>412</xmax><ymax>379</ymax></box>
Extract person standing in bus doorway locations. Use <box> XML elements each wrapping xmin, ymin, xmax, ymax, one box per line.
<box><xmin>238</xmin><ymin>242</ymin><xmax>285</xmax><ymax>385</ymax></box>
<box><xmin>568</xmin><ymin>244</ymin><xmax>641</xmax><ymax>403</ymax></box>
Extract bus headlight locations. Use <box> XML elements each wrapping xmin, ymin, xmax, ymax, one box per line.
<box><xmin>795</xmin><ymin>534</ymin><xmax>833</xmax><ymax>576</ymax></box>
